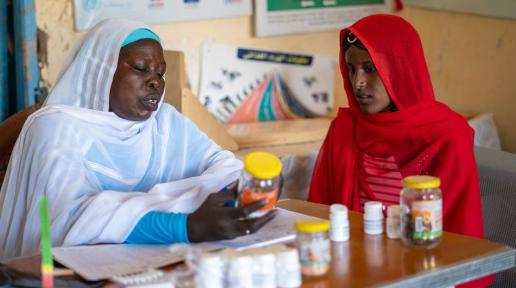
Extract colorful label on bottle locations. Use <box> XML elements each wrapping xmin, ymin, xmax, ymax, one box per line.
<box><xmin>239</xmin><ymin>188</ymin><xmax>279</xmax><ymax>217</ymax></box>
<box><xmin>411</xmin><ymin>199</ymin><xmax>442</xmax><ymax>239</ymax></box>
<box><xmin>299</xmin><ymin>239</ymin><xmax>330</xmax><ymax>267</ymax></box>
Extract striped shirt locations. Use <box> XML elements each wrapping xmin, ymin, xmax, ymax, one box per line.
<box><xmin>358</xmin><ymin>153</ymin><xmax>402</xmax><ymax>212</ymax></box>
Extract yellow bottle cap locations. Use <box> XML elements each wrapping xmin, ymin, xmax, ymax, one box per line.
<box><xmin>402</xmin><ymin>176</ymin><xmax>441</xmax><ymax>189</ymax></box>
<box><xmin>295</xmin><ymin>220</ymin><xmax>330</xmax><ymax>233</ymax></box>
<box><xmin>244</xmin><ymin>151</ymin><xmax>282</xmax><ymax>179</ymax></box>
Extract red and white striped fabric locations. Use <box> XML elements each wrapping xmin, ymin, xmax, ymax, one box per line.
<box><xmin>357</xmin><ymin>154</ymin><xmax>402</xmax><ymax>212</ymax></box>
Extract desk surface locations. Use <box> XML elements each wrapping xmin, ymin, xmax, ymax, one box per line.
<box><xmin>278</xmin><ymin>199</ymin><xmax>515</xmax><ymax>287</ymax></box>
<box><xmin>5</xmin><ymin>199</ymin><xmax>516</xmax><ymax>287</ymax></box>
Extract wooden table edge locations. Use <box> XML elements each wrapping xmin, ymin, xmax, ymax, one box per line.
<box><xmin>379</xmin><ymin>247</ymin><xmax>515</xmax><ymax>287</ymax></box>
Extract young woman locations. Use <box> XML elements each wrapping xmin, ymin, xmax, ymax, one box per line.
<box><xmin>0</xmin><ymin>19</ymin><xmax>274</xmax><ymax>261</ymax></box>
<box><xmin>309</xmin><ymin>14</ymin><xmax>491</xmax><ymax>287</ymax></box>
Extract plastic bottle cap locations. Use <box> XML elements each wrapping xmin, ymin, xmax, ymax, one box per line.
<box><xmin>244</xmin><ymin>151</ymin><xmax>282</xmax><ymax>179</ymax></box>
<box><xmin>364</xmin><ymin>201</ymin><xmax>383</xmax><ymax>220</ymax></box>
<box><xmin>402</xmin><ymin>175</ymin><xmax>440</xmax><ymax>189</ymax></box>
<box><xmin>197</xmin><ymin>254</ymin><xmax>225</xmax><ymax>288</ymax></box>
<box><xmin>199</xmin><ymin>253</ymin><xmax>224</xmax><ymax>270</ymax></box>
<box><xmin>252</xmin><ymin>253</ymin><xmax>276</xmax><ymax>273</ymax></box>
<box><xmin>227</xmin><ymin>256</ymin><xmax>253</xmax><ymax>285</ymax></box>
<box><xmin>275</xmin><ymin>248</ymin><xmax>300</xmax><ymax>270</ymax></box>
<box><xmin>228</xmin><ymin>255</ymin><xmax>252</xmax><ymax>268</ymax></box>
<box><xmin>330</xmin><ymin>204</ymin><xmax>348</xmax><ymax>218</ymax></box>
<box><xmin>387</xmin><ymin>205</ymin><xmax>401</xmax><ymax>219</ymax></box>
<box><xmin>295</xmin><ymin>220</ymin><xmax>330</xmax><ymax>233</ymax></box>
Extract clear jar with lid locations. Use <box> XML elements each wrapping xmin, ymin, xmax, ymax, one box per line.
<box><xmin>238</xmin><ymin>151</ymin><xmax>282</xmax><ymax>218</ymax></box>
<box><xmin>295</xmin><ymin>220</ymin><xmax>331</xmax><ymax>278</ymax></box>
<box><xmin>400</xmin><ymin>176</ymin><xmax>442</xmax><ymax>248</ymax></box>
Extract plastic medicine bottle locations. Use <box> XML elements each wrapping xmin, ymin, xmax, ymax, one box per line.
<box><xmin>295</xmin><ymin>220</ymin><xmax>331</xmax><ymax>278</ymax></box>
<box><xmin>386</xmin><ymin>205</ymin><xmax>401</xmax><ymax>239</ymax></box>
<box><xmin>275</xmin><ymin>248</ymin><xmax>302</xmax><ymax>288</ymax></box>
<box><xmin>238</xmin><ymin>151</ymin><xmax>282</xmax><ymax>218</ymax></box>
<box><xmin>364</xmin><ymin>201</ymin><xmax>384</xmax><ymax>235</ymax></box>
<box><xmin>329</xmin><ymin>204</ymin><xmax>350</xmax><ymax>242</ymax></box>
<box><xmin>400</xmin><ymin>176</ymin><xmax>442</xmax><ymax>248</ymax></box>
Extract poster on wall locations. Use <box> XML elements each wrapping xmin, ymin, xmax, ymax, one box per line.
<box><xmin>255</xmin><ymin>0</ymin><xmax>392</xmax><ymax>37</ymax></box>
<box><xmin>73</xmin><ymin>0</ymin><xmax>252</xmax><ymax>31</ymax></box>
<box><xmin>199</xmin><ymin>42</ymin><xmax>336</xmax><ymax>124</ymax></box>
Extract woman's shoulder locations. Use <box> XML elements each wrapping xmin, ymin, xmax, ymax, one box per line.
<box><xmin>21</xmin><ymin>106</ymin><xmax>86</xmax><ymax>145</ymax></box>
<box><xmin>434</xmin><ymin>102</ymin><xmax>474</xmax><ymax>140</ymax></box>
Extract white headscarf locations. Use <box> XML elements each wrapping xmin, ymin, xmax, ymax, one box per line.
<box><xmin>0</xmin><ymin>19</ymin><xmax>242</xmax><ymax>261</ymax></box>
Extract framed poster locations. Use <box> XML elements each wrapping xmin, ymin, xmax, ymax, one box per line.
<box><xmin>73</xmin><ymin>0</ymin><xmax>252</xmax><ymax>31</ymax></box>
<box><xmin>255</xmin><ymin>0</ymin><xmax>391</xmax><ymax>37</ymax></box>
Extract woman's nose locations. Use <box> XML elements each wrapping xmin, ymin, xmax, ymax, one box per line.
<box><xmin>354</xmin><ymin>72</ymin><xmax>366</xmax><ymax>90</ymax></box>
<box><xmin>147</xmin><ymin>74</ymin><xmax>162</xmax><ymax>90</ymax></box>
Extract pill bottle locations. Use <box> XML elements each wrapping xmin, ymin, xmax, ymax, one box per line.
<box><xmin>275</xmin><ymin>248</ymin><xmax>302</xmax><ymax>288</ymax></box>
<box><xmin>226</xmin><ymin>255</ymin><xmax>253</xmax><ymax>288</ymax></box>
<box><xmin>329</xmin><ymin>204</ymin><xmax>350</xmax><ymax>242</ymax></box>
<box><xmin>251</xmin><ymin>253</ymin><xmax>276</xmax><ymax>288</ymax></box>
<box><xmin>295</xmin><ymin>220</ymin><xmax>331</xmax><ymax>278</ymax></box>
<box><xmin>238</xmin><ymin>151</ymin><xmax>282</xmax><ymax>218</ymax></box>
<box><xmin>386</xmin><ymin>205</ymin><xmax>401</xmax><ymax>239</ymax></box>
<box><xmin>195</xmin><ymin>253</ymin><xmax>225</xmax><ymax>288</ymax></box>
<box><xmin>364</xmin><ymin>201</ymin><xmax>383</xmax><ymax>235</ymax></box>
<box><xmin>400</xmin><ymin>176</ymin><xmax>442</xmax><ymax>248</ymax></box>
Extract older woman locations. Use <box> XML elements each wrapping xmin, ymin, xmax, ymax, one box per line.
<box><xmin>0</xmin><ymin>19</ymin><xmax>274</xmax><ymax>261</ymax></box>
<box><xmin>308</xmin><ymin>14</ymin><xmax>492</xmax><ymax>287</ymax></box>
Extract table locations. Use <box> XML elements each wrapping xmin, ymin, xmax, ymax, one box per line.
<box><xmin>5</xmin><ymin>199</ymin><xmax>515</xmax><ymax>287</ymax></box>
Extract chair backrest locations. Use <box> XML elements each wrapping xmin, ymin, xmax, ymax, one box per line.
<box><xmin>475</xmin><ymin>147</ymin><xmax>516</xmax><ymax>287</ymax></box>
<box><xmin>0</xmin><ymin>103</ymin><xmax>41</xmax><ymax>184</ymax></box>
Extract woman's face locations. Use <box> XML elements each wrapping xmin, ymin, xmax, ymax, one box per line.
<box><xmin>109</xmin><ymin>39</ymin><xmax>166</xmax><ymax>121</ymax></box>
<box><xmin>345</xmin><ymin>45</ymin><xmax>392</xmax><ymax>114</ymax></box>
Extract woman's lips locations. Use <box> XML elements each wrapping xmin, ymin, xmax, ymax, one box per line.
<box><xmin>141</xmin><ymin>96</ymin><xmax>160</xmax><ymax>111</ymax></box>
<box><xmin>355</xmin><ymin>93</ymin><xmax>373</xmax><ymax>105</ymax></box>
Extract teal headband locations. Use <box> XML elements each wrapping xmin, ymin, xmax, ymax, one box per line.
<box><xmin>122</xmin><ymin>28</ymin><xmax>161</xmax><ymax>48</ymax></box>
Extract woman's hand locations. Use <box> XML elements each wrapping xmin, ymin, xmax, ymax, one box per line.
<box><xmin>187</xmin><ymin>191</ymin><xmax>277</xmax><ymax>242</ymax></box>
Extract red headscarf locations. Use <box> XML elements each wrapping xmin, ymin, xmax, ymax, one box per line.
<box><xmin>309</xmin><ymin>15</ymin><xmax>490</xmax><ymax>286</ymax></box>
<box><xmin>311</xmin><ymin>12</ymin><xmax>488</xmax><ymax>262</ymax></box>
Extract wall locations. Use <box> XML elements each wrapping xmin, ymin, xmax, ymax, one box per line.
<box><xmin>398</xmin><ymin>6</ymin><xmax>516</xmax><ymax>152</ymax></box>
<box><xmin>36</xmin><ymin>1</ymin><xmax>516</xmax><ymax>152</ymax></box>
<box><xmin>35</xmin><ymin>1</ymin><xmax>342</xmax><ymax>98</ymax></box>
<box><xmin>404</xmin><ymin>0</ymin><xmax>516</xmax><ymax>20</ymax></box>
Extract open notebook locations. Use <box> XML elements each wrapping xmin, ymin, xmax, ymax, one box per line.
<box><xmin>53</xmin><ymin>208</ymin><xmax>321</xmax><ymax>281</ymax></box>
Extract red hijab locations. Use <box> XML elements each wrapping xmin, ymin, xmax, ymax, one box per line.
<box><xmin>309</xmin><ymin>14</ymin><xmax>485</xmax><ymax>239</ymax></box>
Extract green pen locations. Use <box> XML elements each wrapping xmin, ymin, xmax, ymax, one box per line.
<box><xmin>40</xmin><ymin>195</ymin><xmax>54</xmax><ymax>288</ymax></box>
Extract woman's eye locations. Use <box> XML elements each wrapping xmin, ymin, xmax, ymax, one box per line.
<box><xmin>347</xmin><ymin>66</ymin><xmax>355</xmax><ymax>75</ymax></box>
<box><xmin>132</xmin><ymin>66</ymin><xmax>147</xmax><ymax>73</ymax></box>
<box><xmin>364</xmin><ymin>66</ymin><xmax>376</xmax><ymax>73</ymax></box>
